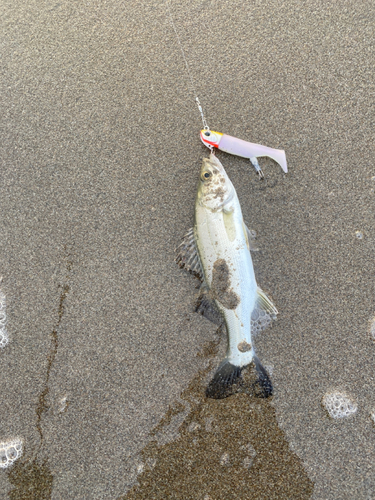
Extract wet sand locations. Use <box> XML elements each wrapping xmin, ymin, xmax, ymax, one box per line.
<box><xmin>1</xmin><ymin>0</ymin><xmax>374</xmax><ymax>498</ymax></box>
<box><xmin>123</xmin><ymin>337</ymin><xmax>313</xmax><ymax>500</ymax></box>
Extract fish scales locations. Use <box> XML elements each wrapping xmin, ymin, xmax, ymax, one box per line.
<box><xmin>195</xmin><ymin>207</ymin><xmax>256</xmax><ymax>368</ymax></box>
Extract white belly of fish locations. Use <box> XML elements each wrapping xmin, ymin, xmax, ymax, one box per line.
<box><xmin>195</xmin><ymin>201</ymin><xmax>257</xmax><ymax>368</ymax></box>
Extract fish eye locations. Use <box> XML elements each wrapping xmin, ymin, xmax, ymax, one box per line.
<box><xmin>202</xmin><ymin>171</ymin><xmax>211</xmax><ymax>181</ymax></box>
<box><xmin>204</xmin><ymin>131</ymin><xmax>210</xmax><ymax>137</ymax></box>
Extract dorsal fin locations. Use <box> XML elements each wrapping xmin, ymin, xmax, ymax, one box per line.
<box><xmin>175</xmin><ymin>228</ymin><xmax>203</xmax><ymax>280</ymax></box>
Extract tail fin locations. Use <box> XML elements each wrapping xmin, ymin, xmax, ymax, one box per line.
<box><xmin>206</xmin><ymin>357</ymin><xmax>273</xmax><ymax>400</ymax></box>
<box><xmin>252</xmin><ymin>356</ymin><xmax>273</xmax><ymax>398</ymax></box>
<box><xmin>206</xmin><ymin>360</ymin><xmax>242</xmax><ymax>399</ymax></box>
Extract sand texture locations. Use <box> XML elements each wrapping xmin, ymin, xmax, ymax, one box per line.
<box><xmin>1</xmin><ymin>0</ymin><xmax>374</xmax><ymax>498</ymax></box>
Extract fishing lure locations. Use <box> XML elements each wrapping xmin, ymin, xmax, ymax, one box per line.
<box><xmin>200</xmin><ymin>129</ymin><xmax>288</xmax><ymax>179</ymax></box>
<box><xmin>165</xmin><ymin>4</ymin><xmax>288</xmax><ymax>178</ymax></box>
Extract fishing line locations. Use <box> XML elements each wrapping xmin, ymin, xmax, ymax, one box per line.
<box><xmin>164</xmin><ymin>0</ymin><xmax>288</xmax><ymax>177</ymax></box>
<box><xmin>165</xmin><ymin>0</ymin><xmax>210</xmax><ymax>132</ymax></box>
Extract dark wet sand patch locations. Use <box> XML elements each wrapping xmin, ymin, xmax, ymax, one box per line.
<box><xmin>7</xmin><ymin>459</ymin><xmax>53</xmax><ymax>500</ymax></box>
<box><xmin>122</xmin><ymin>340</ymin><xmax>313</xmax><ymax>500</ymax></box>
<box><xmin>5</xmin><ymin>249</ymin><xmax>73</xmax><ymax>499</ymax></box>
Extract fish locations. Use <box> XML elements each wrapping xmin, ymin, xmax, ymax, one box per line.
<box><xmin>176</xmin><ymin>153</ymin><xmax>278</xmax><ymax>399</ymax></box>
<box><xmin>200</xmin><ymin>129</ymin><xmax>287</xmax><ymax>178</ymax></box>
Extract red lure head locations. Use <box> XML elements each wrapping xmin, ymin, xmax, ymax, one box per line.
<box><xmin>200</xmin><ymin>130</ymin><xmax>223</xmax><ymax>149</ymax></box>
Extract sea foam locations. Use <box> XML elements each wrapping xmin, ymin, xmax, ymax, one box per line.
<box><xmin>322</xmin><ymin>392</ymin><xmax>357</xmax><ymax>419</ymax></box>
<box><xmin>0</xmin><ymin>290</ymin><xmax>8</xmax><ymax>349</ymax></box>
<box><xmin>0</xmin><ymin>438</ymin><xmax>23</xmax><ymax>469</ymax></box>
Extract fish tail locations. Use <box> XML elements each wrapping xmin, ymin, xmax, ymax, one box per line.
<box><xmin>205</xmin><ymin>359</ymin><xmax>242</xmax><ymax>399</ymax></box>
<box><xmin>252</xmin><ymin>355</ymin><xmax>273</xmax><ymax>398</ymax></box>
<box><xmin>206</xmin><ymin>356</ymin><xmax>273</xmax><ymax>400</ymax></box>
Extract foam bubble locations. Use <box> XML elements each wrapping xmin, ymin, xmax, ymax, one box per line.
<box><xmin>322</xmin><ymin>392</ymin><xmax>357</xmax><ymax>419</ymax></box>
<box><xmin>370</xmin><ymin>317</ymin><xmax>375</xmax><ymax>341</ymax></box>
<box><xmin>243</xmin><ymin>457</ymin><xmax>254</xmax><ymax>468</ymax></box>
<box><xmin>58</xmin><ymin>396</ymin><xmax>69</xmax><ymax>413</ymax></box>
<box><xmin>0</xmin><ymin>330</ymin><xmax>8</xmax><ymax>349</ymax></box>
<box><xmin>136</xmin><ymin>463</ymin><xmax>144</xmax><ymax>474</ymax></box>
<box><xmin>220</xmin><ymin>452</ymin><xmax>230</xmax><ymax>466</ymax></box>
<box><xmin>0</xmin><ymin>438</ymin><xmax>23</xmax><ymax>469</ymax></box>
<box><xmin>0</xmin><ymin>290</ymin><xmax>8</xmax><ymax>349</ymax></box>
<box><xmin>188</xmin><ymin>422</ymin><xmax>200</xmax><ymax>433</ymax></box>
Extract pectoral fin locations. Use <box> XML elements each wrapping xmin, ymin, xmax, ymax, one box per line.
<box><xmin>250</xmin><ymin>288</ymin><xmax>278</xmax><ymax>337</ymax></box>
<box><xmin>175</xmin><ymin>228</ymin><xmax>203</xmax><ymax>280</ymax></box>
<box><xmin>243</xmin><ymin>222</ymin><xmax>258</xmax><ymax>252</ymax></box>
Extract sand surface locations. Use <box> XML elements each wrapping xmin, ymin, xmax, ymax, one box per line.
<box><xmin>1</xmin><ymin>0</ymin><xmax>374</xmax><ymax>498</ymax></box>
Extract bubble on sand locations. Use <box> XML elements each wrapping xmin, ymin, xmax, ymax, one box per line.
<box><xmin>58</xmin><ymin>396</ymin><xmax>69</xmax><ymax>413</ymax></box>
<box><xmin>136</xmin><ymin>463</ymin><xmax>144</xmax><ymax>474</ymax></box>
<box><xmin>220</xmin><ymin>452</ymin><xmax>230</xmax><ymax>466</ymax></box>
<box><xmin>188</xmin><ymin>422</ymin><xmax>201</xmax><ymax>432</ymax></box>
<box><xmin>0</xmin><ymin>330</ymin><xmax>8</xmax><ymax>349</ymax></box>
<box><xmin>0</xmin><ymin>438</ymin><xmax>23</xmax><ymax>468</ymax></box>
<box><xmin>146</xmin><ymin>458</ymin><xmax>157</xmax><ymax>469</ymax></box>
<box><xmin>369</xmin><ymin>317</ymin><xmax>375</xmax><ymax>340</ymax></box>
<box><xmin>0</xmin><ymin>290</ymin><xmax>8</xmax><ymax>349</ymax></box>
<box><xmin>322</xmin><ymin>392</ymin><xmax>357</xmax><ymax>419</ymax></box>
<box><xmin>240</xmin><ymin>443</ymin><xmax>256</xmax><ymax>457</ymax></box>
<box><xmin>355</xmin><ymin>231</ymin><xmax>363</xmax><ymax>239</ymax></box>
<box><xmin>240</xmin><ymin>443</ymin><xmax>256</xmax><ymax>468</ymax></box>
<box><xmin>243</xmin><ymin>456</ymin><xmax>254</xmax><ymax>468</ymax></box>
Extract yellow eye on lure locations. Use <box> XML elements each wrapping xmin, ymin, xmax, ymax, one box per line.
<box><xmin>200</xmin><ymin>129</ymin><xmax>288</xmax><ymax>179</ymax></box>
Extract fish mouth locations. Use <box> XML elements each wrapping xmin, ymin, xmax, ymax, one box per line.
<box><xmin>207</xmin><ymin>153</ymin><xmax>225</xmax><ymax>170</ymax></box>
<box><xmin>201</xmin><ymin>154</ymin><xmax>225</xmax><ymax>172</ymax></box>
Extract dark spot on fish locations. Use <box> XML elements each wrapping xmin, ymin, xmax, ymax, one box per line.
<box><xmin>211</xmin><ymin>259</ymin><xmax>240</xmax><ymax>310</ymax></box>
<box><xmin>213</xmin><ymin>186</ymin><xmax>225</xmax><ymax>201</ymax></box>
<box><xmin>237</xmin><ymin>341</ymin><xmax>252</xmax><ymax>353</ymax></box>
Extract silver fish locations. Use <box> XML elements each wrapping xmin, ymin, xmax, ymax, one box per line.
<box><xmin>176</xmin><ymin>154</ymin><xmax>278</xmax><ymax>399</ymax></box>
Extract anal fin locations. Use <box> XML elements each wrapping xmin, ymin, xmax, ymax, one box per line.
<box><xmin>251</xmin><ymin>287</ymin><xmax>278</xmax><ymax>337</ymax></box>
<box><xmin>195</xmin><ymin>285</ymin><xmax>223</xmax><ymax>325</ymax></box>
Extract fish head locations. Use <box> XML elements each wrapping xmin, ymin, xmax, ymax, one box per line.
<box><xmin>200</xmin><ymin>129</ymin><xmax>223</xmax><ymax>149</ymax></box>
<box><xmin>197</xmin><ymin>154</ymin><xmax>235</xmax><ymax>211</ymax></box>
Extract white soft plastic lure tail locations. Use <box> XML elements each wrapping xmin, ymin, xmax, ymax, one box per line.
<box><xmin>176</xmin><ymin>154</ymin><xmax>278</xmax><ymax>399</ymax></box>
<box><xmin>200</xmin><ymin>129</ymin><xmax>287</xmax><ymax>178</ymax></box>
